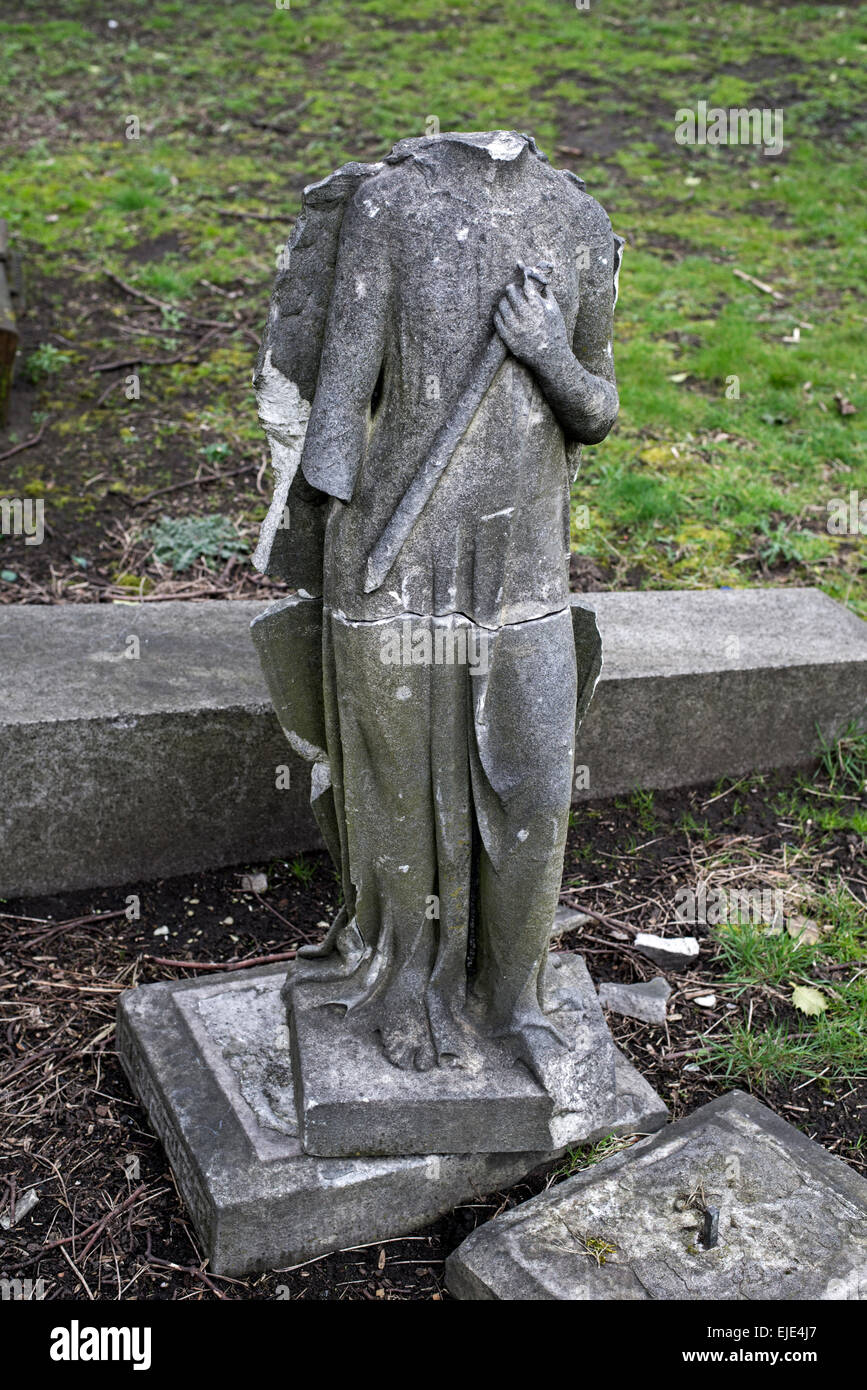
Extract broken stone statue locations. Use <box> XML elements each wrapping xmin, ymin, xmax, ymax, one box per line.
<box><xmin>251</xmin><ymin>130</ymin><xmax>633</xmax><ymax>1157</ymax></box>
<box><xmin>445</xmin><ymin>1091</ymin><xmax>867</xmax><ymax>1299</ymax></box>
<box><xmin>118</xmin><ymin>132</ymin><xmax>668</xmax><ymax>1272</ymax></box>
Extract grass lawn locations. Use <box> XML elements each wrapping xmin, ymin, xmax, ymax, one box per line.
<box><xmin>0</xmin><ymin>0</ymin><xmax>864</xmax><ymax>608</ymax></box>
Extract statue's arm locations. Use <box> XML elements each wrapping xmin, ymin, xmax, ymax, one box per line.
<box><xmin>299</xmin><ymin>194</ymin><xmax>392</xmax><ymax>503</ymax></box>
<box><xmin>493</xmin><ymin>205</ymin><xmax>619</xmax><ymax>446</ymax></box>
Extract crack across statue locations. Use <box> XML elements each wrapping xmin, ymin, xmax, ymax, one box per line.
<box><xmin>248</xmin><ymin>130</ymin><xmax>629</xmax><ymax>1155</ymax></box>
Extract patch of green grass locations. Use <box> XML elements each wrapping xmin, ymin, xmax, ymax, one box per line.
<box><xmin>809</xmin><ymin>883</ymin><xmax>867</xmax><ymax>966</ymax></box>
<box><xmin>676</xmin><ymin>810</ymin><xmax>712</xmax><ymax>841</ymax></box>
<box><xmin>0</xmin><ymin>0</ymin><xmax>864</xmax><ymax>614</ymax></box>
<box><xmin>774</xmin><ymin>725</ymin><xmax>867</xmax><ymax>840</ymax></box>
<box><xmin>24</xmin><ymin>343</ymin><xmax>72</xmax><ymax>382</ymax></box>
<box><xmin>819</xmin><ymin>725</ymin><xmax>867</xmax><ymax>798</ymax></box>
<box><xmin>551</xmin><ymin>1132</ymin><xmax>637</xmax><ymax>1181</ymax></box>
<box><xmin>693</xmin><ymin>727</ymin><xmax>866</xmax><ymax>1087</ymax></box>
<box><xmin>696</xmin><ymin>731</ymin><xmax>866</xmax><ymax>1086</ymax></box>
<box><xmin>714</xmin><ymin>919</ymin><xmax>818</xmax><ymax>994</ymax></box>
<box><xmin>630</xmin><ymin>788</ymin><xmax>658</xmax><ymax>835</ymax></box>
<box><xmin>700</xmin><ymin>1004</ymin><xmax>867</xmax><ymax>1087</ymax></box>
<box><xmin>288</xmin><ymin>855</ymin><xmax>316</xmax><ymax>886</ymax></box>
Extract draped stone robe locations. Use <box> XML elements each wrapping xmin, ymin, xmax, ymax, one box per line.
<box><xmin>254</xmin><ymin>133</ymin><xmax>619</xmax><ymax>1075</ymax></box>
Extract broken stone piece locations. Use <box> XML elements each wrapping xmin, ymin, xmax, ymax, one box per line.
<box><xmin>597</xmin><ymin>976</ymin><xmax>671</xmax><ymax>1024</ymax></box>
<box><xmin>633</xmin><ymin>932</ymin><xmax>699</xmax><ymax>970</ymax></box>
<box><xmin>446</xmin><ymin>1090</ymin><xmax>867</xmax><ymax>1300</ymax></box>
<box><xmin>550</xmin><ymin>904</ymin><xmax>592</xmax><ymax>942</ymax></box>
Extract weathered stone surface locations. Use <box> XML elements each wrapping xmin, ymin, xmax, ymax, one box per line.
<box><xmin>445</xmin><ymin>1090</ymin><xmax>867</xmax><ymax>1300</ymax></box>
<box><xmin>3</xmin><ymin>586</ymin><xmax>863</xmax><ymax>896</ymax></box>
<box><xmin>552</xmin><ymin>904</ymin><xmax>592</xmax><ymax>939</ymax></box>
<box><xmin>116</xmin><ymin>963</ymin><xmax>667</xmax><ymax>1276</ymax></box>
<box><xmin>573</xmin><ymin>586</ymin><xmax>867</xmax><ymax>799</ymax></box>
<box><xmin>598</xmin><ymin>976</ymin><xmax>670</xmax><ymax>1024</ymax></box>
<box><xmin>288</xmin><ymin>953</ymin><xmax>657</xmax><ymax>1157</ymax></box>
<box><xmin>0</xmin><ymin>599</ymin><xmax>318</xmax><ymax>897</ymax></box>
<box><xmin>258</xmin><ymin>133</ymin><xmax>623</xmax><ymax>1145</ymax></box>
<box><xmin>633</xmin><ymin>932</ymin><xmax>700</xmax><ymax>970</ymax></box>
<box><xmin>258</xmin><ymin>166</ymin><xmax>864</xmax><ymax>1152</ymax></box>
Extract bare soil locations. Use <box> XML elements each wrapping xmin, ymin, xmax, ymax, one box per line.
<box><xmin>1</xmin><ymin>768</ymin><xmax>863</xmax><ymax>1301</ymax></box>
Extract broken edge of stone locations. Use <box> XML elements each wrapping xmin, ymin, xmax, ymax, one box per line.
<box><xmin>444</xmin><ymin>1090</ymin><xmax>867</xmax><ymax>1300</ymax></box>
<box><xmin>114</xmin><ymin>964</ymin><xmax>667</xmax><ymax>1277</ymax></box>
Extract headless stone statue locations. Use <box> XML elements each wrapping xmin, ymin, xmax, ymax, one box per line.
<box><xmin>252</xmin><ymin>131</ymin><xmax>623</xmax><ymax>1156</ymax></box>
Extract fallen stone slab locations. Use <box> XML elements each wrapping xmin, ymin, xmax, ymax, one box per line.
<box><xmin>445</xmin><ymin>1090</ymin><xmax>867</xmax><ymax>1300</ymax></box>
<box><xmin>634</xmin><ymin>932</ymin><xmax>700</xmax><ymax>970</ymax></box>
<box><xmin>116</xmin><ymin>962</ymin><xmax>667</xmax><ymax>1277</ymax></box>
<box><xmin>0</xmin><ymin>600</ymin><xmax>319</xmax><ymax>897</ymax></box>
<box><xmin>572</xmin><ymin>587</ymin><xmax>867</xmax><ymax>800</ymax></box>
<box><xmin>598</xmin><ymin>977</ymin><xmax>670</xmax><ymax>1024</ymax></box>
<box><xmin>2</xmin><ymin>586</ymin><xmax>864</xmax><ymax>895</ymax></box>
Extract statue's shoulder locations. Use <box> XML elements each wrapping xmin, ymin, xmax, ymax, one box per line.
<box><xmin>545</xmin><ymin>163</ymin><xmax>613</xmax><ymax>241</ymax></box>
<box><xmin>323</xmin><ymin>159</ymin><xmax>412</xmax><ymax>243</ymax></box>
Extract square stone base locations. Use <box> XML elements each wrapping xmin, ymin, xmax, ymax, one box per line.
<box><xmin>116</xmin><ymin>963</ymin><xmax>667</xmax><ymax>1277</ymax></box>
<box><xmin>289</xmin><ymin>953</ymin><xmax>632</xmax><ymax>1157</ymax></box>
<box><xmin>446</xmin><ymin>1091</ymin><xmax>867</xmax><ymax>1300</ymax></box>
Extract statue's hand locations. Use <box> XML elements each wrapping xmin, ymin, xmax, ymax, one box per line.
<box><xmin>494</xmin><ymin>279</ymin><xmax>570</xmax><ymax>377</ymax></box>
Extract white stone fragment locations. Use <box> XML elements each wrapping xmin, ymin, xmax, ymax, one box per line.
<box><xmin>633</xmin><ymin>932</ymin><xmax>700</xmax><ymax>971</ymax></box>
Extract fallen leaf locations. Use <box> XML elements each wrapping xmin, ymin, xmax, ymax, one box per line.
<box><xmin>834</xmin><ymin>392</ymin><xmax>856</xmax><ymax>416</ymax></box>
<box><xmin>791</xmin><ymin>984</ymin><xmax>828</xmax><ymax>1016</ymax></box>
<box><xmin>786</xmin><ymin>915</ymin><xmax>820</xmax><ymax>946</ymax></box>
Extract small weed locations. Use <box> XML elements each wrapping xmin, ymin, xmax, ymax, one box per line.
<box><xmin>145</xmin><ymin>513</ymin><xmax>248</xmax><ymax>573</ymax></box>
<box><xmin>754</xmin><ymin>519</ymin><xmax>813</xmax><ymax>568</ymax></box>
<box><xmin>25</xmin><ymin>343</ymin><xmax>71</xmax><ymax>382</ymax></box>
<box><xmin>551</xmin><ymin>1132</ymin><xmax>636</xmax><ymax>1182</ymax></box>
<box><xmin>677</xmin><ymin>810</ymin><xmax>712</xmax><ymax>840</ymax></box>
<box><xmin>630</xmin><ymin>788</ymin><xmax>657</xmax><ymax>835</ymax></box>
<box><xmin>288</xmin><ymin>856</ymin><xmax>316</xmax><ymax>886</ymax></box>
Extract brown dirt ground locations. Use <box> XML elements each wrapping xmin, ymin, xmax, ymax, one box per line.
<box><xmin>1</xmin><ymin>766</ymin><xmax>863</xmax><ymax>1301</ymax></box>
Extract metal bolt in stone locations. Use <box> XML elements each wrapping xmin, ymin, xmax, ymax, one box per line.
<box><xmin>700</xmin><ymin>1204</ymin><xmax>720</xmax><ymax>1249</ymax></box>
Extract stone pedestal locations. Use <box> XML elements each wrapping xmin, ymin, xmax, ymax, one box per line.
<box><xmin>289</xmin><ymin>953</ymin><xmax>628</xmax><ymax>1157</ymax></box>
<box><xmin>116</xmin><ymin>962</ymin><xmax>668</xmax><ymax>1277</ymax></box>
